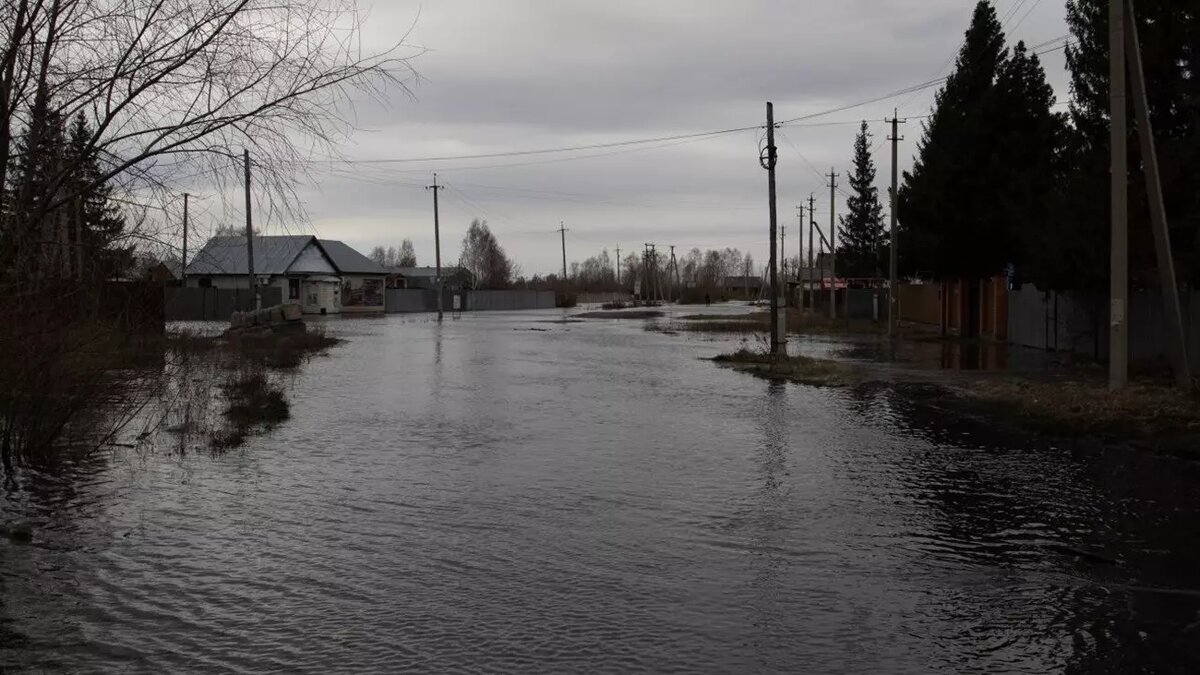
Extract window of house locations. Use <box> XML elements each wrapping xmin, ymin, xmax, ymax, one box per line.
<box><xmin>289</xmin><ymin>278</ymin><xmax>300</xmax><ymax>300</ymax></box>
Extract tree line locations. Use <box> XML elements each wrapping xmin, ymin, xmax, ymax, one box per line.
<box><xmin>886</xmin><ymin>0</ymin><xmax>1199</xmax><ymax>292</ymax></box>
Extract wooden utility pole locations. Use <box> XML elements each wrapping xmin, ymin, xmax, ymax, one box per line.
<box><xmin>181</xmin><ymin>192</ymin><xmax>189</xmax><ymax>284</ymax></box>
<box><xmin>243</xmin><ymin>149</ymin><xmax>259</xmax><ymax>310</ymax></box>
<box><xmin>1125</xmin><ymin>0</ymin><xmax>1192</xmax><ymax>388</ymax></box>
<box><xmin>1109</xmin><ymin>0</ymin><xmax>1129</xmax><ymax>389</ymax></box>
<box><xmin>887</xmin><ymin>111</ymin><xmax>905</xmax><ymax>339</ymax></box>
<box><xmin>615</xmin><ymin>246</ymin><xmax>621</xmax><ymax>286</ymax></box>
<box><xmin>426</xmin><ymin>173</ymin><xmax>445</xmax><ymax>321</ymax></box>
<box><xmin>670</xmin><ymin>245</ymin><xmax>681</xmax><ymax>303</ymax></box>
<box><xmin>796</xmin><ymin>204</ymin><xmax>804</xmax><ymax>307</ymax></box>
<box><xmin>762</xmin><ymin>102</ymin><xmax>783</xmax><ymax>355</ymax></box>
<box><xmin>827</xmin><ymin>170</ymin><xmax>840</xmax><ymax>319</ymax></box>
<box><xmin>808</xmin><ymin>193</ymin><xmax>816</xmax><ymax>313</ymax></box>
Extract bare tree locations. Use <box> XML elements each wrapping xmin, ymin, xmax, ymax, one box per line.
<box><xmin>398</xmin><ymin>238</ymin><xmax>416</xmax><ymax>267</ymax></box>
<box><xmin>458</xmin><ymin>218</ymin><xmax>513</xmax><ymax>290</ymax></box>
<box><xmin>0</xmin><ymin>0</ymin><xmax>421</xmax><ymax>473</ymax></box>
<box><xmin>368</xmin><ymin>245</ymin><xmax>386</xmax><ymax>266</ymax></box>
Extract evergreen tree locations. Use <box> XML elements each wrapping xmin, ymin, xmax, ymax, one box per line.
<box><xmin>5</xmin><ymin>111</ymin><xmax>130</xmax><ymax>280</ymax></box>
<box><xmin>988</xmin><ymin>42</ymin><xmax>1066</xmax><ymax>289</ymax></box>
<box><xmin>838</xmin><ymin>121</ymin><xmax>887</xmax><ymax>278</ymax></box>
<box><xmin>65</xmin><ymin>113</ymin><xmax>131</xmax><ymax>280</ymax></box>
<box><xmin>898</xmin><ymin>1</ymin><xmax>1007</xmax><ymax>278</ymax></box>
<box><xmin>1062</xmin><ymin>0</ymin><xmax>1200</xmax><ymax>288</ymax></box>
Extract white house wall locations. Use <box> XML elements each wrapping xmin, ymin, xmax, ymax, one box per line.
<box><xmin>288</xmin><ymin>243</ymin><xmax>338</xmax><ymax>274</ymax></box>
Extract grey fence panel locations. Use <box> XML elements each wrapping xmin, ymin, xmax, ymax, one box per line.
<box><xmin>385</xmin><ymin>289</ymin><xmax>435</xmax><ymax>313</ymax></box>
<box><xmin>466</xmin><ymin>290</ymin><xmax>556</xmax><ymax>311</ymax></box>
<box><xmin>1008</xmin><ymin>285</ymin><xmax>1198</xmax><ymax>371</ymax></box>
<box><xmin>166</xmin><ymin>287</ymin><xmax>283</xmax><ymax>321</ymax></box>
<box><xmin>844</xmin><ymin>289</ymin><xmax>883</xmax><ymax>320</ymax></box>
<box><xmin>1007</xmin><ymin>284</ymin><xmax>1048</xmax><ymax>351</ymax></box>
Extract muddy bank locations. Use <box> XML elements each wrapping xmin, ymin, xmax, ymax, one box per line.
<box><xmin>713</xmin><ymin>348</ymin><xmax>1200</xmax><ymax>459</ymax></box>
<box><xmin>575</xmin><ymin>310</ymin><xmax>665</xmax><ymax>319</ymax></box>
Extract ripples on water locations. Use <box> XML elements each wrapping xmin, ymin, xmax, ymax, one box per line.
<box><xmin>2</xmin><ymin>309</ymin><xmax>1199</xmax><ymax>673</ymax></box>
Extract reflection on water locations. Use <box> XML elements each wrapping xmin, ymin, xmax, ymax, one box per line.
<box><xmin>2</xmin><ymin>309</ymin><xmax>1199</xmax><ymax>673</ymax></box>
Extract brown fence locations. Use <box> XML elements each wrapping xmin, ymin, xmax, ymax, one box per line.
<box><xmin>897</xmin><ymin>284</ymin><xmax>941</xmax><ymax>326</ymax></box>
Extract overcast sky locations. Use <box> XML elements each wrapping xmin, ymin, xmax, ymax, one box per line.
<box><xmin>257</xmin><ymin>0</ymin><xmax>1072</xmax><ymax>275</ymax></box>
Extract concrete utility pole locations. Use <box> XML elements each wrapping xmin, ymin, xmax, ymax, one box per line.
<box><xmin>827</xmin><ymin>170</ymin><xmax>840</xmax><ymax>320</ymax></box>
<box><xmin>762</xmin><ymin>102</ymin><xmax>783</xmax><ymax>355</ymax></box>
<box><xmin>1109</xmin><ymin>0</ymin><xmax>1129</xmax><ymax>389</ymax></box>
<box><xmin>559</xmin><ymin>221</ymin><xmax>568</xmax><ymax>280</ymax></box>
<box><xmin>243</xmin><ymin>149</ymin><xmax>259</xmax><ymax>310</ymax></box>
<box><xmin>887</xmin><ymin>111</ymin><xmax>906</xmax><ymax>339</ymax></box>
<box><xmin>426</xmin><ymin>173</ymin><xmax>446</xmax><ymax>321</ymax></box>
<box><xmin>181</xmin><ymin>192</ymin><xmax>189</xmax><ymax>284</ymax></box>
<box><xmin>808</xmin><ymin>193</ymin><xmax>816</xmax><ymax>313</ymax></box>
<box><xmin>615</xmin><ymin>246</ymin><xmax>621</xmax><ymax>286</ymax></box>
<box><xmin>1125</xmin><ymin>0</ymin><xmax>1192</xmax><ymax>388</ymax></box>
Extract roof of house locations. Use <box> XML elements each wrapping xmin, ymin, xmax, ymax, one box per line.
<box><xmin>318</xmin><ymin>239</ymin><xmax>386</xmax><ymax>275</ymax></box>
<box><xmin>390</xmin><ymin>266</ymin><xmax>469</xmax><ymax>278</ymax></box>
<box><xmin>186</xmin><ymin>235</ymin><xmax>384</xmax><ymax>276</ymax></box>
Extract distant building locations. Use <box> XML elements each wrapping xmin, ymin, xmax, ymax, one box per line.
<box><xmin>723</xmin><ymin>275</ymin><xmax>764</xmax><ymax>298</ymax></box>
<box><xmin>387</xmin><ymin>266</ymin><xmax>473</xmax><ymax>290</ymax></box>
<box><xmin>185</xmin><ymin>235</ymin><xmax>386</xmax><ymax>314</ymax></box>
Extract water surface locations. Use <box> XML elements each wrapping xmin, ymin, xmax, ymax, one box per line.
<box><xmin>2</xmin><ymin>309</ymin><xmax>1199</xmax><ymax>673</ymax></box>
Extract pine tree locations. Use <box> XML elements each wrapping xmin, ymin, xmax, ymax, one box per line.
<box><xmin>838</xmin><ymin>121</ymin><xmax>887</xmax><ymax>278</ymax></box>
<box><xmin>898</xmin><ymin>0</ymin><xmax>1007</xmax><ymax>279</ymax></box>
<box><xmin>65</xmin><ymin>113</ymin><xmax>131</xmax><ymax>280</ymax></box>
<box><xmin>1062</xmin><ymin>0</ymin><xmax>1200</xmax><ymax>288</ymax></box>
<box><xmin>988</xmin><ymin>42</ymin><xmax>1066</xmax><ymax>289</ymax></box>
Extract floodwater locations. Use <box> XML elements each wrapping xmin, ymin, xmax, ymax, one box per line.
<box><xmin>3</xmin><ymin>307</ymin><xmax>1200</xmax><ymax>673</ymax></box>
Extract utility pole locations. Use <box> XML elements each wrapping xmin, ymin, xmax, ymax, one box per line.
<box><xmin>615</xmin><ymin>246</ymin><xmax>621</xmax><ymax>287</ymax></box>
<box><xmin>181</xmin><ymin>192</ymin><xmax>189</xmax><ymax>285</ymax></box>
<box><xmin>781</xmin><ymin>222</ymin><xmax>786</xmax><ymax>293</ymax></box>
<box><xmin>1125</xmin><ymin>0</ymin><xmax>1192</xmax><ymax>388</ymax></box>
<box><xmin>796</xmin><ymin>204</ymin><xmax>804</xmax><ymax>307</ymax></box>
<box><xmin>426</xmin><ymin>173</ymin><xmax>445</xmax><ymax>321</ymax></box>
<box><xmin>669</xmin><ymin>245</ymin><xmax>681</xmax><ymax>303</ymax></box>
<box><xmin>649</xmin><ymin>244</ymin><xmax>659</xmax><ymax>303</ymax></box>
<box><xmin>559</xmin><ymin>221</ymin><xmax>569</xmax><ymax>280</ymax></box>
<box><xmin>1108</xmin><ymin>0</ymin><xmax>1128</xmax><ymax>389</ymax></box>
<box><xmin>827</xmin><ymin>170</ymin><xmax>840</xmax><ymax>320</ymax></box>
<box><xmin>808</xmin><ymin>193</ymin><xmax>815</xmax><ymax>313</ymax></box>
<box><xmin>761</xmin><ymin>101</ymin><xmax>783</xmax><ymax>356</ymax></box>
<box><xmin>243</xmin><ymin>149</ymin><xmax>259</xmax><ymax>310</ymax></box>
<box><xmin>887</xmin><ymin>110</ymin><xmax>905</xmax><ymax>339</ymax></box>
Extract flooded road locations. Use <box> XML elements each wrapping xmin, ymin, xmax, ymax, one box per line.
<box><xmin>3</xmin><ymin>308</ymin><xmax>1200</xmax><ymax>673</ymax></box>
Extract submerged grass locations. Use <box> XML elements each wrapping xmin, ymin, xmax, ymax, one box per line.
<box><xmin>711</xmin><ymin>348</ymin><xmax>861</xmax><ymax>387</ymax></box>
<box><xmin>967</xmin><ymin>378</ymin><xmax>1200</xmax><ymax>441</ymax></box>
<box><xmin>576</xmin><ymin>310</ymin><xmax>665</xmax><ymax>319</ymax></box>
<box><xmin>211</xmin><ymin>369</ymin><xmax>291</xmax><ymax>452</ymax></box>
<box><xmin>659</xmin><ymin>311</ymin><xmax>886</xmax><ymax>336</ymax></box>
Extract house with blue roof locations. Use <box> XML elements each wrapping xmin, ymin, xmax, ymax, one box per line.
<box><xmin>185</xmin><ymin>235</ymin><xmax>386</xmax><ymax>315</ymax></box>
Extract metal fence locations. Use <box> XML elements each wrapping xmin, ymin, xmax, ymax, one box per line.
<box><xmin>1008</xmin><ymin>284</ymin><xmax>1200</xmax><ymax>370</ymax></box>
<box><xmin>384</xmin><ymin>289</ymin><xmax>554</xmax><ymax>313</ymax></box>
<box><xmin>165</xmin><ymin>287</ymin><xmax>283</xmax><ymax>321</ymax></box>
<box><xmin>466</xmin><ymin>290</ymin><xmax>555</xmax><ymax>311</ymax></box>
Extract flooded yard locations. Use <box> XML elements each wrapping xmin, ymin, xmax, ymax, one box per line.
<box><xmin>3</xmin><ymin>308</ymin><xmax>1199</xmax><ymax>673</ymax></box>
